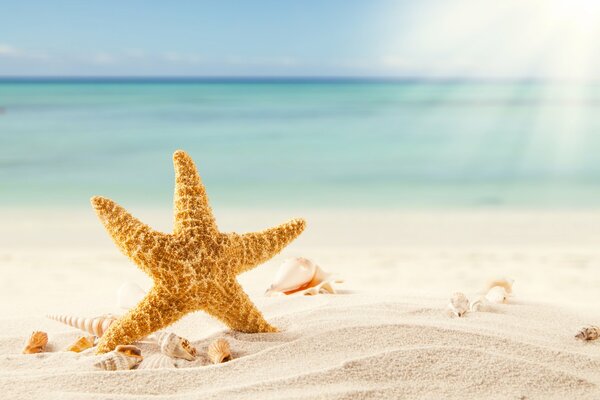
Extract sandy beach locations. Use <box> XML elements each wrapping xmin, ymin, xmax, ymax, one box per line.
<box><xmin>2</xmin><ymin>208</ymin><xmax>600</xmax><ymax>399</ymax></box>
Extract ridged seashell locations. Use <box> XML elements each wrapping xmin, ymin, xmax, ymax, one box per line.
<box><xmin>265</xmin><ymin>257</ymin><xmax>337</xmax><ymax>296</ymax></box>
<box><xmin>448</xmin><ymin>292</ymin><xmax>470</xmax><ymax>317</ymax></box>
<box><xmin>47</xmin><ymin>314</ymin><xmax>118</xmax><ymax>337</ymax></box>
<box><xmin>207</xmin><ymin>338</ymin><xmax>232</xmax><ymax>364</ymax></box>
<box><xmin>94</xmin><ymin>345</ymin><xmax>143</xmax><ymax>371</ymax></box>
<box><xmin>22</xmin><ymin>331</ymin><xmax>48</xmax><ymax>354</ymax></box>
<box><xmin>156</xmin><ymin>332</ymin><xmax>197</xmax><ymax>361</ymax></box>
<box><xmin>137</xmin><ymin>354</ymin><xmax>176</xmax><ymax>369</ymax></box>
<box><xmin>485</xmin><ymin>286</ymin><xmax>509</xmax><ymax>304</ymax></box>
<box><xmin>117</xmin><ymin>282</ymin><xmax>146</xmax><ymax>310</ymax></box>
<box><xmin>575</xmin><ymin>326</ymin><xmax>600</xmax><ymax>341</ymax></box>
<box><xmin>470</xmin><ymin>296</ymin><xmax>493</xmax><ymax>312</ymax></box>
<box><xmin>485</xmin><ymin>278</ymin><xmax>514</xmax><ymax>295</ymax></box>
<box><xmin>66</xmin><ymin>335</ymin><xmax>96</xmax><ymax>352</ymax></box>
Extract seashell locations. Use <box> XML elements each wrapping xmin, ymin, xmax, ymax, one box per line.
<box><xmin>66</xmin><ymin>335</ymin><xmax>96</xmax><ymax>352</ymax></box>
<box><xmin>470</xmin><ymin>296</ymin><xmax>493</xmax><ymax>312</ymax></box>
<box><xmin>207</xmin><ymin>338</ymin><xmax>232</xmax><ymax>364</ymax></box>
<box><xmin>485</xmin><ymin>278</ymin><xmax>514</xmax><ymax>295</ymax></box>
<box><xmin>117</xmin><ymin>282</ymin><xmax>146</xmax><ymax>310</ymax></box>
<box><xmin>22</xmin><ymin>331</ymin><xmax>48</xmax><ymax>354</ymax></box>
<box><xmin>447</xmin><ymin>292</ymin><xmax>469</xmax><ymax>317</ymax></box>
<box><xmin>94</xmin><ymin>345</ymin><xmax>142</xmax><ymax>371</ymax></box>
<box><xmin>156</xmin><ymin>331</ymin><xmax>197</xmax><ymax>361</ymax></box>
<box><xmin>265</xmin><ymin>257</ymin><xmax>337</xmax><ymax>296</ymax></box>
<box><xmin>47</xmin><ymin>314</ymin><xmax>118</xmax><ymax>337</ymax></box>
<box><xmin>575</xmin><ymin>326</ymin><xmax>600</xmax><ymax>341</ymax></box>
<box><xmin>137</xmin><ymin>354</ymin><xmax>176</xmax><ymax>369</ymax></box>
<box><xmin>485</xmin><ymin>286</ymin><xmax>508</xmax><ymax>304</ymax></box>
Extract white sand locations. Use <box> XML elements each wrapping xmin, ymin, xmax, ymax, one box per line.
<box><xmin>2</xmin><ymin>208</ymin><xmax>600</xmax><ymax>399</ymax></box>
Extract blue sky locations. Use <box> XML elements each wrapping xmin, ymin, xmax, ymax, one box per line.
<box><xmin>1</xmin><ymin>0</ymin><xmax>599</xmax><ymax>78</ymax></box>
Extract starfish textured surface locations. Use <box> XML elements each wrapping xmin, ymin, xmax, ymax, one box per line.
<box><xmin>91</xmin><ymin>150</ymin><xmax>306</xmax><ymax>353</ymax></box>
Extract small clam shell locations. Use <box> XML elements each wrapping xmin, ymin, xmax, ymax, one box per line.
<box><xmin>22</xmin><ymin>331</ymin><xmax>48</xmax><ymax>354</ymax></box>
<box><xmin>156</xmin><ymin>332</ymin><xmax>197</xmax><ymax>361</ymax></box>
<box><xmin>265</xmin><ymin>257</ymin><xmax>337</xmax><ymax>296</ymax></box>
<box><xmin>137</xmin><ymin>354</ymin><xmax>175</xmax><ymax>369</ymax></box>
<box><xmin>448</xmin><ymin>292</ymin><xmax>469</xmax><ymax>317</ymax></box>
<box><xmin>575</xmin><ymin>326</ymin><xmax>600</xmax><ymax>341</ymax></box>
<box><xmin>66</xmin><ymin>335</ymin><xmax>96</xmax><ymax>353</ymax></box>
<box><xmin>486</xmin><ymin>286</ymin><xmax>508</xmax><ymax>304</ymax></box>
<box><xmin>207</xmin><ymin>338</ymin><xmax>232</xmax><ymax>364</ymax></box>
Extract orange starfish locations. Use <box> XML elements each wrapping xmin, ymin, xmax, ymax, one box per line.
<box><xmin>92</xmin><ymin>150</ymin><xmax>306</xmax><ymax>353</ymax></box>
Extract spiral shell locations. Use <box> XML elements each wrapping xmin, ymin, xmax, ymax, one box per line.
<box><xmin>66</xmin><ymin>335</ymin><xmax>95</xmax><ymax>353</ymax></box>
<box><xmin>207</xmin><ymin>338</ymin><xmax>232</xmax><ymax>364</ymax></box>
<box><xmin>22</xmin><ymin>331</ymin><xmax>48</xmax><ymax>354</ymax></box>
<box><xmin>156</xmin><ymin>331</ymin><xmax>197</xmax><ymax>361</ymax></box>
<box><xmin>47</xmin><ymin>314</ymin><xmax>117</xmax><ymax>337</ymax></box>
<box><xmin>448</xmin><ymin>292</ymin><xmax>470</xmax><ymax>317</ymax></box>
<box><xmin>485</xmin><ymin>286</ymin><xmax>509</xmax><ymax>304</ymax></box>
<box><xmin>94</xmin><ymin>345</ymin><xmax>142</xmax><ymax>371</ymax></box>
<box><xmin>575</xmin><ymin>326</ymin><xmax>600</xmax><ymax>341</ymax></box>
<box><xmin>137</xmin><ymin>354</ymin><xmax>176</xmax><ymax>369</ymax></box>
<box><xmin>265</xmin><ymin>257</ymin><xmax>337</xmax><ymax>296</ymax></box>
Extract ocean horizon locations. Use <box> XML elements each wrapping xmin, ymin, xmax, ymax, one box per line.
<box><xmin>2</xmin><ymin>79</ymin><xmax>600</xmax><ymax>209</ymax></box>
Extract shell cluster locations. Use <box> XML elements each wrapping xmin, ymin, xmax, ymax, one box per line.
<box><xmin>207</xmin><ymin>338</ymin><xmax>232</xmax><ymax>364</ymax></box>
<box><xmin>575</xmin><ymin>326</ymin><xmax>600</xmax><ymax>341</ymax></box>
<box><xmin>156</xmin><ymin>331</ymin><xmax>198</xmax><ymax>361</ymax></box>
<box><xmin>94</xmin><ymin>345</ymin><xmax>143</xmax><ymax>371</ymax></box>
<box><xmin>265</xmin><ymin>257</ymin><xmax>339</xmax><ymax>296</ymax></box>
<box><xmin>22</xmin><ymin>331</ymin><xmax>48</xmax><ymax>354</ymax></box>
<box><xmin>448</xmin><ymin>278</ymin><xmax>515</xmax><ymax>317</ymax></box>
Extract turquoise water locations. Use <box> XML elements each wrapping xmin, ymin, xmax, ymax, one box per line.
<box><xmin>2</xmin><ymin>79</ymin><xmax>600</xmax><ymax>208</ymax></box>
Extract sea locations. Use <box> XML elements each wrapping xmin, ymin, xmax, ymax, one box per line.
<box><xmin>2</xmin><ymin>78</ymin><xmax>600</xmax><ymax>209</ymax></box>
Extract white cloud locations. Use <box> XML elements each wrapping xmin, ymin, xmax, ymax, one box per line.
<box><xmin>0</xmin><ymin>44</ymin><xmax>18</xmax><ymax>57</ymax></box>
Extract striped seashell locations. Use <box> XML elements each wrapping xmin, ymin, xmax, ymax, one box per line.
<box><xmin>22</xmin><ymin>331</ymin><xmax>48</xmax><ymax>354</ymax></box>
<box><xmin>575</xmin><ymin>326</ymin><xmax>600</xmax><ymax>341</ymax></box>
<box><xmin>137</xmin><ymin>354</ymin><xmax>176</xmax><ymax>370</ymax></box>
<box><xmin>66</xmin><ymin>335</ymin><xmax>96</xmax><ymax>352</ymax></box>
<box><xmin>47</xmin><ymin>314</ymin><xmax>118</xmax><ymax>337</ymax></box>
<box><xmin>207</xmin><ymin>338</ymin><xmax>232</xmax><ymax>364</ymax></box>
<box><xmin>94</xmin><ymin>345</ymin><xmax>143</xmax><ymax>371</ymax></box>
<box><xmin>156</xmin><ymin>331</ymin><xmax>197</xmax><ymax>361</ymax></box>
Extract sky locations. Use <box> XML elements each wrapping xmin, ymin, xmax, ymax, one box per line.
<box><xmin>1</xmin><ymin>0</ymin><xmax>600</xmax><ymax>79</ymax></box>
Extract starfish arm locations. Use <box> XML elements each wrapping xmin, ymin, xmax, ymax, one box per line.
<box><xmin>96</xmin><ymin>286</ymin><xmax>188</xmax><ymax>353</ymax></box>
<box><xmin>203</xmin><ymin>280</ymin><xmax>277</xmax><ymax>333</ymax></box>
<box><xmin>91</xmin><ymin>196</ymin><xmax>170</xmax><ymax>277</ymax></box>
<box><xmin>172</xmin><ymin>150</ymin><xmax>218</xmax><ymax>237</ymax></box>
<box><xmin>227</xmin><ymin>218</ymin><xmax>306</xmax><ymax>275</ymax></box>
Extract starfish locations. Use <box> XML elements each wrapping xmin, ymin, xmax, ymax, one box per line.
<box><xmin>91</xmin><ymin>150</ymin><xmax>306</xmax><ymax>353</ymax></box>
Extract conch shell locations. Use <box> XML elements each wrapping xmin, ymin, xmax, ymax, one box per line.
<box><xmin>485</xmin><ymin>278</ymin><xmax>514</xmax><ymax>295</ymax></box>
<box><xmin>66</xmin><ymin>335</ymin><xmax>96</xmax><ymax>352</ymax></box>
<box><xmin>207</xmin><ymin>338</ymin><xmax>232</xmax><ymax>364</ymax></box>
<box><xmin>94</xmin><ymin>345</ymin><xmax>142</xmax><ymax>371</ymax></box>
<box><xmin>47</xmin><ymin>314</ymin><xmax>117</xmax><ymax>337</ymax></box>
<box><xmin>575</xmin><ymin>326</ymin><xmax>600</xmax><ymax>341</ymax></box>
<box><xmin>22</xmin><ymin>331</ymin><xmax>48</xmax><ymax>354</ymax></box>
<box><xmin>156</xmin><ymin>331</ymin><xmax>197</xmax><ymax>361</ymax></box>
<box><xmin>137</xmin><ymin>354</ymin><xmax>175</xmax><ymax>369</ymax></box>
<box><xmin>447</xmin><ymin>292</ymin><xmax>469</xmax><ymax>317</ymax></box>
<box><xmin>265</xmin><ymin>257</ymin><xmax>337</xmax><ymax>296</ymax></box>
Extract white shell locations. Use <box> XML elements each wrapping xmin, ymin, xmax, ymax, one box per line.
<box><xmin>156</xmin><ymin>331</ymin><xmax>197</xmax><ymax>361</ymax></box>
<box><xmin>486</xmin><ymin>286</ymin><xmax>508</xmax><ymax>304</ymax></box>
<box><xmin>485</xmin><ymin>278</ymin><xmax>514</xmax><ymax>295</ymax></box>
<box><xmin>47</xmin><ymin>314</ymin><xmax>117</xmax><ymax>337</ymax></box>
<box><xmin>265</xmin><ymin>257</ymin><xmax>337</xmax><ymax>296</ymax></box>
<box><xmin>117</xmin><ymin>282</ymin><xmax>147</xmax><ymax>310</ymax></box>
<box><xmin>137</xmin><ymin>354</ymin><xmax>176</xmax><ymax>369</ymax></box>
<box><xmin>94</xmin><ymin>346</ymin><xmax>142</xmax><ymax>371</ymax></box>
<box><xmin>470</xmin><ymin>296</ymin><xmax>493</xmax><ymax>312</ymax></box>
<box><xmin>448</xmin><ymin>292</ymin><xmax>469</xmax><ymax>317</ymax></box>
